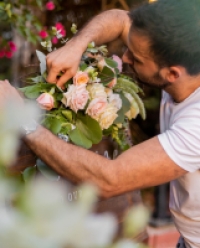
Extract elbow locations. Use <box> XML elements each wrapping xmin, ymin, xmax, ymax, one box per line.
<box><xmin>99</xmin><ymin>161</ymin><xmax>120</xmax><ymax>199</ymax></box>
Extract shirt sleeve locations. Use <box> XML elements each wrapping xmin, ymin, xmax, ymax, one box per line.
<box><xmin>158</xmin><ymin>118</ymin><xmax>200</xmax><ymax>173</ymax></box>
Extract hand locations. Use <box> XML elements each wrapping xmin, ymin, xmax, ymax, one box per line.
<box><xmin>46</xmin><ymin>39</ymin><xmax>85</xmax><ymax>88</ymax></box>
<box><xmin>0</xmin><ymin>80</ymin><xmax>24</xmax><ymax>109</ymax></box>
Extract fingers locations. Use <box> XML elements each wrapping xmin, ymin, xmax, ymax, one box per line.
<box><xmin>46</xmin><ymin>66</ymin><xmax>60</xmax><ymax>84</ymax></box>
<box><xmin>56</xmin><ymin>70</ymin><xmax>75</xmax><ymax>88</ymax></box>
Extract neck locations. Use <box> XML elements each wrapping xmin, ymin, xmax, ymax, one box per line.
<box><xmin>164</xmin><ymin>75</ymin><xmax>200</xmax><ymax>103</ymax></box>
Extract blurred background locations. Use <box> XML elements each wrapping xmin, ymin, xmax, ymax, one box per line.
<box><xmin>0</xmin><ymin>0</ymin><xmax>171</xmax><ymax>232</ymax></box>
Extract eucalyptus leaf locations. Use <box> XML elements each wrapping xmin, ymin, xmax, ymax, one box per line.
<box><xmin>69</xmin><ymin>128</ymin><xmax>92</xmax><ymax>149</ymax></box>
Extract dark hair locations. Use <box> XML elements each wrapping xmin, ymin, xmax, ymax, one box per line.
<box><xmin>129</xmin><ymin>0</ymin><xmax>200</xmax><ymax>75</ymax></box>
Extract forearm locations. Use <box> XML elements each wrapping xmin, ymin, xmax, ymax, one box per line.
<box><xmin>69</xmin><ymin>9</ymin><xmax>130</xmax><ymax>52</ymax></box>
<box><xmin>24</xmin><ymin>125</ymin><xmax>117</xmax><ymax>196</ymax></box>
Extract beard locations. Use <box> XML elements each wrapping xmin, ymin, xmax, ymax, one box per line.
<box><xmin>132</xmin><ymin>68</ymin><xmax>171</xmax><ymax>89</ymax></box>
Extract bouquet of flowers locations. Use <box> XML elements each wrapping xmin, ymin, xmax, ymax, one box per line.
<box><xmin>20</xmin><ymin>24</ymin><xmax>146</xmax><ymax>151</ymax></box>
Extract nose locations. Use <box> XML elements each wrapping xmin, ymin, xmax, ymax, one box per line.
<box><xmin>122</xmin><ymin>49</ymin><xmax>133</xmax><ymax>65</ymax></box>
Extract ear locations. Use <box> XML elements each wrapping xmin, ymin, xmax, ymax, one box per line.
<box><xmin>166</xmin><ymin>66</ymin><xmax>182</xmax><ymax>83</ymax></box>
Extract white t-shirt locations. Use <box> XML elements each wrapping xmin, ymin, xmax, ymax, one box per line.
<box><xmin>158</xmin><ymin>88</ymin><xmax>200</xmax><ymax>248</ymax></box>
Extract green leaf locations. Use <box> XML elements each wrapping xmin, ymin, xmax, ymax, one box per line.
<box><xmin>19</xmin><ymin>83</ymin><xmax>51</xmax><ymax>99</ymax></box>
<box><xmin>49</xmin><ymin>118</ymin><xmax>62</xmax><ymax>134</ymax></box>
<box><xmin>69</xmin><ymin>128</ymin><xmax>92</xmax><ymax>149</ymax></box>
<box><xmin>86</xmin><ymin>48</ymin><xmax>98</xmax><ymax>53</ymax></box>
<box><xmin>36</xmin><ymin>159</ymin><xmax>60</xmax><ymax>181</ymax></box>
<box><xmin>62</xmin><ymin>110</ymin><xmax>73</xmax><ymax>122</ymax></box>
<box><xmin>99</xmin><ymin>66</ymin><xmax>115</xmax><ymax>84</ymax></box>
<box><xmin>105</xmin><ymin>58</ymin><xmax>118</xmax><ymax>68</ymax></box>
<box><xmin>76</xmin><ymin>113</ymin><xmax>102</xmax><ymax>144</ymax></box>
<box><xmin>80</xmin><ymin>62</ymin><xmax>88</xmax><ymax>71</ymax></box>
<box><xmin>22</xmin><ymin>166</ymin><xmax>36</xmax><ymax>182</ymax></box>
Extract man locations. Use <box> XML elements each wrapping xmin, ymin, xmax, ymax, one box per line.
<box><xmin>1</xmin><ymin>0</ymin><xmax>200</xmax><ymax>247</ymax></box>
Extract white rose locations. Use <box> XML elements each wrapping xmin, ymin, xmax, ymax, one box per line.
<box><xmin>87</xmin><ymin>83</ymin><xmax>107</xmax><ymax>99</ymax></box>
<box><xmin>62</xmin><ymin>84</ymin><xmax>89</xmax><ymax>112</ymax></box>
<box><xmin>108</xmin><ymin>93</ymin><xmax>122</xmax><ymax>110</ymax></box>
<box><xmin>99</xmin><ymin>103</ymin><xmax>118</xmax><ymax>130</ymax></box>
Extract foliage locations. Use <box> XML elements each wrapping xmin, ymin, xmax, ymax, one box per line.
<box><xmin>0</xmin><ymin>0</ymin><xmax>64</xmax><ymax>58</ymax></box>
<box><xmin>19</xmin><ymin>25</ymin><xmax>146</xmax><ymax>152</ymax></box>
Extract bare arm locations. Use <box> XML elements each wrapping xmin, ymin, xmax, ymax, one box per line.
<box><xmin>24</xmin><ymin>125</ymin><xmax>187</xmax><ymax>198</ymax></box>
<box><xmin>46</xmin><ymin>9</ymin><xmax>131</xmax><ymax>87</ymax></box>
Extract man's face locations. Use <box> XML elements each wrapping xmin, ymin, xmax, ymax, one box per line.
<box><xmin>122</xmin><ymin>31</ymin><xmax>171</xmax><ymax>89</ymax></box>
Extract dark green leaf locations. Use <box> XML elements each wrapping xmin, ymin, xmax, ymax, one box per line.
<box><xmin>99</xmin><ymin>66</ymin><xmax>115</xmax><ymax>84</ymax></box>
<box><xmin>105</xmin><ymin>58</ymin><xmax>118</xmax><ymax>68</ymax></box>
<box><xmin>69</xmin><ymin>128</ymin><xmax>92</xmax><ymax>149</ymax></box>
<box><xmin>76</xmin><ymin>113</ymin><xmax>102</xmax><ymax>144</ymax></box>
<box><xmin>49</xmin><ymin>118</ymin><xmax>62</xmax><ymax>134</ymax></box>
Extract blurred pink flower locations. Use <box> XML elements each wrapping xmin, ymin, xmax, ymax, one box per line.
<box><xmin>8</xmin><ymin>41</ymin><xmax>17</xmax><ymax>52</ymax></box>
<box><xmin>0</xmin><ymin>50</ymin><xmax>5</xmax><ymax>58</ymax></box>
<box><xmin>55</xmin><ymin>22</ymin><xmax>64</xmax><ymax>30</ymax></box>
<box><xmin>112</xmin><ymin>55</ymin><xmax>123</xmax><ymax>72</ymax></box>
<box><xmin>36</xmin><ymin>93</ymin><xmax>54</xmax><ymax>111</ymax></box>
<box><xmin>52</xmin><ymin>36</ymin><xmax>58</xmax><ymax>44</ymax></box>
<box><xmin>55</xmin><ymin>22</ymin><xmax>66</xmax><ymax>37</ymax></box>
<box><xmin>5</xmin><ymin>51</ymin><xmax>13</xmax><ymax>58</ymax></box>
<box><xmin>45</xmin><ymin>1</ymin><xmax>55</xmax><ymax>10</ymax></box>
<box><xmin>39</xmin><ymin>29</ymin><xmax>48</xmax><ymax>39</ymax></box>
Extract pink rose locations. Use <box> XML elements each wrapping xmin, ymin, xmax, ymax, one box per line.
<box><xmin>73</xmin><ymin>71</ymin><xmax>89</xmax><ymax>86</ymax></box>
<box><xmin>45</xmin><ymin>1</ymin><xmax>55</xmax><ymax>10</ymax></box>
<box><xmin>86</xmin><ymin>98</ymin><xmax>107</xmax><ymax>120</ymax></box>
<box><xmin>112</xmin><ymin>55</ymin><xmax>123</xmax><ymax>72</ymax></box>
<box><xmin>39</xmin><ymin>29</ymin><xmax>48</xmax><ymax>39</ymax></box>
<box><xmin>36</xmin><ymin>93</ymin><xmax>54</xmax><ymax>111</ymax></box>
<box><xmin>52</xmin><ymin>36</ymin><xmax>58</xmax><ymax>44</ymax></box>
<box><xmin>107</xmin><ymin>77</ymin><xmax>117</xmax><ymax>88</ymax></box>
<box><xmin>8</xmin><ymin>41</ymin><xmax>17</xmax><ymax>52</ymax></box>
<box><xmin>5</xmin><ymin>51</ymin><xmax>13</xmax><ymax>58</ymax></box>
<box><xmin>62</xmin><ymin>85</ymin><xmax>89</xmax><ymax>113</ymax></box>
<box><xmin>55</xmin><ymin>22</ymin><xmax>66</xmax><ymax>37</ymax></box>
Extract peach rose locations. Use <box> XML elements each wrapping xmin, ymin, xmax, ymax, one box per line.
<box><xmin>86</xmin><ymin>98</ymin><xmax>108</xmax><ymax>120</ymax></box>
<box><xmin>62</xmin><ymin>84</ymin><xmax>89</xmax><ymax>112</ymax></box>
<box><xmin>73</xmin><ymin>71</ymin><xmax>89</xmax><ymax>85</ymax></box>
<box><xmin>99</xmin><ymin>103</ymin><xmax>118</xmax><ymax>130</ymax></box>
<box><xmin>97</xmin><ymin>58</ymin><xmax>106</xmax><ymax>71</ymax></box>
<box><xmin>36</xmin><ymin>93</ymin><xmax>54</xmax><ymax>111</ymax></box>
